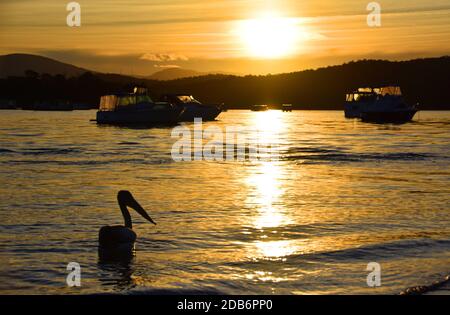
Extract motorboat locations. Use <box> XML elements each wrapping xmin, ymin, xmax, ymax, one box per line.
<box><xmin>345</xmin><ymin>86</ymin><xmax>418</xmax><ymax>123</ymax></box>
<box><xmin>160</xmin><ymin>94</ymin><xmax>222</xmax><ymax>122</ymax></box>
<box><xmin>282</xmin><ymin>104</ymin><xmax>293</xmax><ymax>112</ymax></box>
<box><xmin>251</xmin><ymin>105</ymin><xmax>269</xmax><ymax>112</ymax></box>
<box><xmin>97</xmin><ymin>87</ymin><xmax>183</xmax><ymax>125</ymax></box>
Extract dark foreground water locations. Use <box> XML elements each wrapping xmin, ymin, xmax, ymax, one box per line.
<box><xmin>0</xmin><ymin>110</ymin><xmax>449</xmax><ymax>295</ymax></box>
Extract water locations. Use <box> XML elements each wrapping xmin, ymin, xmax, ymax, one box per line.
<box><xmin>0</xmin><ymin>110</ymin><xmax>449</xmax><ymax>295</ymax></box>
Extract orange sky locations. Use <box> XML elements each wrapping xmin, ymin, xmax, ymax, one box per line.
<box><xmin>0</xmin><ymin>0</ymin><xmax>449</xmax><ymax>75</ymax></box>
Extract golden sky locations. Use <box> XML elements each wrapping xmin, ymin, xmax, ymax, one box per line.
<box><xmin>0</xmin><ymin>0</ymin><xmax>449</xmax><ymax>75</ymax></box>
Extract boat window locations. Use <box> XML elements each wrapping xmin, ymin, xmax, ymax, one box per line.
<box><xmin>176</xmin><ymin>95</ymin><xmax>201</xmax><ymax>104</ymax></box>
<box><xmin>380</xmin><ymin>86</ymin><xmax>402</xmax><ymax>96</ymax></box>
<box><xmin>99</xmin><ymin>95</ymin><xmax>118</xmax><ymax>111</ymax></box>
<box><xmin>177</xmin><ymin>96</ymin><xmax>192</xmax><ymax>103</ymax></box>
<box><xmin>134</xmin><ymin>87</ymin><xmax>148</xmax><ymax>95</ymax></box>
<box><xmin>118</xmin><ymin>96</ymin><xmax>137</xmax><ymax>106</ymax></box>
<box><xmin>136</xmin><ymin>95</ymin><xmax>152</xmax><ymax>104</ymax></box>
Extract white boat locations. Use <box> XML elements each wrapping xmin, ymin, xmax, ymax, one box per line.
<box><xmin>345</xmin><ymin>86</ymin><xmax>418</xmax><ymax>123</ymax></box>
<box><xmin>96</xmin><ymin>87</ymin><xmax>183</xmax><ymax>125</ymax></box>
<box><xmin>160</xmin><ymin>94</ymin><xmax>222</xmax><ymax>122</ymax></box>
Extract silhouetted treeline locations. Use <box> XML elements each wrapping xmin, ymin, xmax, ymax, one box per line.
<box><xmin>0</xmin><ymin>70</ymin><xmax>148</xmax><ymax>109</ymax></box>
<box><xmin>148</xmin><ymin>57</ymin><xmax>450</xmax><ymax>110</ymax></box>
<box><xmin>1</xmin><ymin>57</ymin><xmax>449</xmax><ymax>110</ymax></box>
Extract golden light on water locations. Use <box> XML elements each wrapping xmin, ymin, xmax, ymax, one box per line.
<box><xmin>247</xmin><ymin>111</ymin><xmax>291</xmax><ymax>230</ymax></box>
<box><xmin>244</xmin><ymin>111</ymin><xmax>296</xmax><ymax>262</ymax></box>
<box><xmin>236</xmin><ymin>13</ymin><xmax>306</xmax><ymax>59</ymax></box>
<box><xmin>254</xmin><ymin>240</ymin><xmax>298</xmax><ymax>258</ymax></box>
<box><xmin>253</xmin><ymin>110</ymin><xmax>284</xmax><ymax>138</ymax></box>
<box><xmin>246</xmin><ymin>162</ymin><xmax>297</xmax><ymax>261</ymax></box>
<box><xmin>247</xmin><ymin>162</ymin><xmax>288</xmax><ymax>229</ymax></box>
<box><xmin>251</xmin><ymin>110</ymin><xmax>284</xmax><ymax>159</ymax></box>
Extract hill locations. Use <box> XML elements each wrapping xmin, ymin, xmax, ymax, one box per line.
<box><xmin>147</xmin><ymin>57</ymin><xmax>450</xmax><ymax>110</ymax></box>
<box><xmin>0</xmin><ymin>53</ymin><xmax>88</xmax><ymax>78</ymax></box>
<box><xmin>0</xmin><ymin>54</ymin><xmax>449</xmax><ymax>110</ymax></box>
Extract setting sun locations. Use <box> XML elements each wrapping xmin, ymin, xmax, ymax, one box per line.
<box><xmin>237</xmin><ymin>14</ymin><xmax>303</xmax><ymax>59</ymax></box>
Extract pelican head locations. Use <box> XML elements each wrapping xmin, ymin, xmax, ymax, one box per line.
<box><xmin>116</xmin><ymin>190</ymin><xmax>156</xmax><ymax>228</ymax></box>
<box><xmin>98</xmin><ymin>191</ymin><xmax>156</xmax><ymax>261</ymax></box>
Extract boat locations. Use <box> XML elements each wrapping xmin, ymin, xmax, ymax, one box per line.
<box><xmin>160</xmin><ymin>94</ymin><xmax>222</xmax><ymax>122</ymax></box>
<box><xmin>345</xmin><ymin>86</ymin><xmax>418</xmax><ymax>123</ymax></box>
<box><xmin>96</xmin><ymin>87</ymin><xmax>184</xmax><ymax>125</ymax></box>
<box><xmin>251</xmin><ymin>105</ymin><xmax>269</xmax><ymax>112</ymax></box>
<box><xmin>282</xmin><ymin>104</ymin><xmax>293</xmax><ymax>112</ymax></box>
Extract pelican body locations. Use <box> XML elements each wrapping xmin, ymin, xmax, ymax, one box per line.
<box><xmin>99</xmin><ymin>191</ymin><xmax>156</xmax><ymax>260</ymax></box>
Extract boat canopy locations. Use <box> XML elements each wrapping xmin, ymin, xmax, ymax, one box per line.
<box><xmin>374</xmin><ymin>86</ymin><xmax>402</xmax><ymax>96</ymax></box>
<box><xmin>99</xmin><ymin>94</ymin><xmax>153</xmax><ymax>111</ymax></box>
<box><xmin>357</xmin><ymin>86</ymin><xmax>402</xmax><ymax>95</ymax></box>
<box><xmin>134</xmin><ymin>87</ymin><xmax>148</xmax><ymax>95</ymax></box>
<box><xmin>346</xmin><ymin>86</ymin><xmax>402</xmax><ymax>102</ymax></box>
<box><xmin>99</xmin><ymin>95</ymin><xmax>119</xmax><ymax>111</ymax></box>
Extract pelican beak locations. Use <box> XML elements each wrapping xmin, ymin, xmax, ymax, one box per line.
<box><xmin>126</xmin><ymin>194</ymin><xmax>157</xmax><ymax>225</ymax></box>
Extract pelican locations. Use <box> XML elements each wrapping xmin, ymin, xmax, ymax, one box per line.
<box><xmin>99</xmin><ymin>191</ymin><xmax>156</xmax><ymax>259</ymax></box>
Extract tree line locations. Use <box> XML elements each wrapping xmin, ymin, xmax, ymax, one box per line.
<box><xmin>1</xmin><ymin>57</ymin><xmax>449</xmax><ymax>110</ymax></box>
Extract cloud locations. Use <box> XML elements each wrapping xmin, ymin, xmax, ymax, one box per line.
<box><xmin>140</xmin><ymin>53</ymin><xmax>188</xmax><ymax>62</ymax></box>
<box><xmin>153</xmin><ymin>64</ymin><xmax>181</xmax><ymax>69</ymax></box>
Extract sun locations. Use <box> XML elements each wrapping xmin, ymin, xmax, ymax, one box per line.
<box><xmin>237</xmin><ymin>13</ymin><xmax>303</xmax><ymax>59</ymax></box>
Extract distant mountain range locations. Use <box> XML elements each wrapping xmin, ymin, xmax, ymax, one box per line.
<box><xmin>1</xmin><ymin>53</ymin><xmax>449</xmax><ymax>110</ymax></box>
<box><xmin>0</xmin><ymin>54</ymin><xmax>217</xmax><ymax>81</ymax></box>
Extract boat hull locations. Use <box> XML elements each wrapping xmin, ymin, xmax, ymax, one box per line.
<box><xmin>96</xmin><ymin>108</ymin><xmax>183</xmax><ymax>125</ymax></box>
<box><xmin>178</xmin><ymin>105</ymin><xmax>222</xmax><ymax>122</ymax></box>
<box><xmin>361</xmin><ymin>110</ymin><xmax>418</xmax><ymax>123</ymax></box>
<box><xmin>251</xmin><ymin>106</ymin><xmax>269</xmax><ymax>112</ymax></box>
<box><xmin>344</xmin><ymin>103</ymin><xmax>362</xmax><ymax>118</ymax></box>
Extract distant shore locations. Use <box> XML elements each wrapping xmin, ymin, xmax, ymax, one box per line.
<box><xmin>1</xmin><ymin>55</ymin><xmax>450</xmax><ymax>111</ymax></box>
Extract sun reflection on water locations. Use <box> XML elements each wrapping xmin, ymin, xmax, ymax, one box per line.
<box><xmin>246</xmin><ymin>162</ymin><xmax>290</xmax><ymax>229</ymax></box>
<box><xmin>254</xmin><ymin>240</ymin><xmax>298</xmax><ymax>259</ymax></box>
<box><xmin>244</xmin><ymin>111</ymin><xmax>299</xmax><ymax>264</ymax></box>
<box><xmin>252</xmin><ymin>110</ymin><xmax>284</xmax><ymax>146</ymax></box>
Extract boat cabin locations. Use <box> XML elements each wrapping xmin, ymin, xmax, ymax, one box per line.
<box><xmin>160</xmin><ymin>94</ymin><xmax>202</xmax><ymax>105</ymax></box>
<box><xmin>346</xmin><ymin>86</ymin><xmax>402</xmax><ymax>103</ymax></box>
<box><xmin>99</xmin><ymin>87</ymin><xmax>154</xmax><ymax>112</ymax></box>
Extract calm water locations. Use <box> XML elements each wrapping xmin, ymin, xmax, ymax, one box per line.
<box><xmin>0</xmin><ymin>110</ymin><xmax>449</xmax><ymax>295</ymax></box>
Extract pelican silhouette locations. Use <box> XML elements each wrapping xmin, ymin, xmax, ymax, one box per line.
<box><xmin>98</xmin><ymin>191</ymin><xmax>156</xmax><ymax>260</ymax></box>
